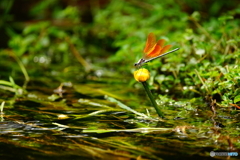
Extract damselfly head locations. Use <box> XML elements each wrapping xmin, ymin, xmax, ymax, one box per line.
<box><xmin>134</xmin><ymin>58</ymin><xmax>145</xmax><ymax>67</ymax></box>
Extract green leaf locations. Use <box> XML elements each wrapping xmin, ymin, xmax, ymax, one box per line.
<box><xmin>234</xmin><ymin>95</ymin><xmax>240</xmax><ymax>103</ymax></box>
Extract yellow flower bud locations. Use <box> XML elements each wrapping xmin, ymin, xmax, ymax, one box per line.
<box><xmin>134</xmin><ymin>68</ymin><xmax>150</xmax><ymax>82</ymax></box>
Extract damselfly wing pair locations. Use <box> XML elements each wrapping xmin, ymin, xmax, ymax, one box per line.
<box><xmin>134</xmin><ymin>33</ymin><xmax>179</xmax><ymax>67</ymax></box>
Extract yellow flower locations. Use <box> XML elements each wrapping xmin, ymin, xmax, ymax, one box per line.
<box><xmin>134</xmin><ymin>68</ymin><xmax>150</xmax><ymax>82</ymax></box>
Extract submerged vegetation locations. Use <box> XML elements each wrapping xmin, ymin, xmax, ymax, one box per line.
<box><xmin>0</xmin><ymin>0</ymin><xmax>239</xmax><ymax>159</ymax></box>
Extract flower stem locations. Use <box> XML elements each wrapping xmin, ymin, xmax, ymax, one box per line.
<box><xmin>142</xmin><ymin>81</ymin><xmax>164</xmax><ymax>118</ymax></box>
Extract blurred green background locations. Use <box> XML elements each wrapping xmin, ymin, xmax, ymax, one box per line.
<box><xmin>0</xmin><ymin>0</ymin><xmax>239</xmax><ymax>106</ymax></box>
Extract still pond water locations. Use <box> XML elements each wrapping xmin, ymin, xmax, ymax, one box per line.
<box><xmin>0</xmin><ymin>78</ymin><xmax>239</xmax><ymax>160</ymax></box>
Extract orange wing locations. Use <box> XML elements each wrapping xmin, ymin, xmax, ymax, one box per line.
<box><xmin>143</xmin><ymin>33</ymin><xmax>156</xmax><ymax>54</ymax></box>
<box><xmin>160</xmin><ymin>44</ymin><xmax>172</xmax><ymax>54</ymax></box>
<box><xmin>143</xmin><ymin>33</ymin><xmax>172</xmax><ymax>59</ymax></box>
<box><xmin>157</xmin><ymin>39</ymin><xmax>165</xmax><ymax>48</ymax></box>
<box><xmin>144</xmin><ymin>44</ymin><xmax>161</xmax><ymax>59</ymax></box>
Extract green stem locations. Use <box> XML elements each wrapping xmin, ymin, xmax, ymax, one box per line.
<box><xmin>7</xmin><ymin>50</ymin><xmax>30</xmax><ymax>82</ymax></box>
<box><xmin>142</xmin><ymin>81</ymin><xmax>164</xmax><ymax>118</ymax></box>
